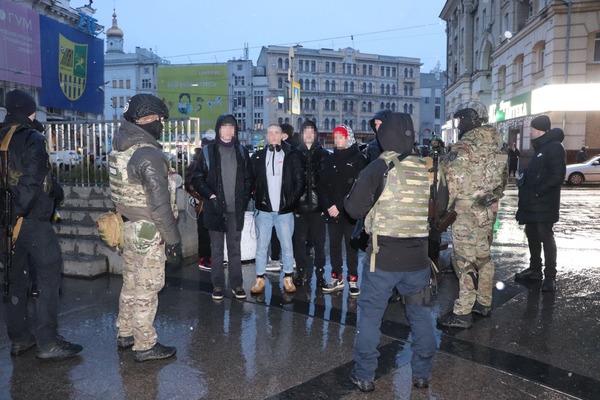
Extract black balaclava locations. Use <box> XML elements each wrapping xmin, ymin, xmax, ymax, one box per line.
<box><xmin>139</xmin><ymin>120</ymin><xmax>164</xmax><ymax>140</ymax></box>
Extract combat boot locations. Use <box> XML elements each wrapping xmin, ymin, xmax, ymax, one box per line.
<box><xmin>134</xmin><ymin>343</ymin><xmax>176</xmax><ymax>362</ymax></box>
<box><xmin>472</xmin><ymin>301</ymin><xmax>491</xmax><ymax>317</ymax></box>
<box><xmin>294</xmin><ymin>266</ymin><xmax>307</xmax><ymax>287</ymax></box>
<box><xmin>437</xmin><ymin>313</ymin><xmax>473</xmax><ymax>329</ymax></box>
<box><xmin>117</xmin><ymin>335</ymin><xmax>135</xmax><ymax>349</ymax></box>
<box><xmin>515</xmin><ymin>267</ymin><xmax>542</xmax><ymax>280</ymax></box>
<box><xmin>36</xmin><ymin>336</ymin><xmax>82</xmax><ymax>359</ymax></box>
<box><xmin>541</xmin><ymin>277</ymin><xmax>556</xmax><ymax>292</ymax></box>
<box><xmin>315</xmin><ymin>267</ymin><xmax>327</xmax><ymax>288</ymax></box>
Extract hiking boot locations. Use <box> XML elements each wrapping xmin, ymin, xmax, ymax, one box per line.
<box><xmin>413</xmin><ymin>377</ymin><xmax>429</xmax><ymax>389</ymax></box>
<box><xmin>348</xmin><ymin>276</ymin><xmax>360</xmax><ymax>297</ymax></box>
<box><xmin>515</xmin><ymin>267</ymin><xmax>542</xmax><ymax>280</ymax></box>
<box><xmin>265</xmin><ymin>259</ymin><xmax>281</xmax><ymax>273</ymax></box>
<box><xmin>250</xmin><ymin>276</ymin><xmax>266</xmax><ymax>294</ymax></box>
<box><xmin>231</xmin><ymin>287</ymin><xmax>247</xmax><ymax>299</ymax></box>
<box><xmin>212</xmin><ymin>287</ymin><xmax>224</xmax><ymax>300</ymax></box>
<box><xmin>322</xmin><ymin>277</ymin><xmax>344</xmax><ymax>294</ymax></box>
<box><xmin>133</xmin><ymin>343</ymin><xmax>176</xmax><ymax>362</ymax></box>
<box><xmin>542</xmin><ymin>277</ymin><xmax>556</xmax><ymax>292</ymax></box>
<box><xmin>283</xmin><ymin>275</ymin><xmax>297</xmax><ymax>293</ymax></box>
<box><xmin>36</xmin><ymin>337</ymin><xmax>82</xmax><ymax>359</ymax></box>
<box><xmin>437</xmin><ymin>313</ymin><xmax>473</xmax><ymax>329</ymax></box>
<box><xmin>294</xmin><ymin>268</ymin><xmax>307</xmax><ymax>287</ymax></box>
<box><xmin>315</xmin><ymin>268</ymin><xmax>327</xmax><ymax>288</ymax></box>
<box><xmin>348</xmin><ymin>368</ymin><xmax>375</xmax><ymax>392</ymax></box>
<box><xmin>472</xmin><ymin>301</ymin><xmax>491</xmax><ymax>317</ymax></box>
<box><xmin>198</xmin><ymin>257</ymin><xmax>212</xmax><ymax>272</ymax></box>
<box><xmin>10</xmin><ymin>336</ymin><xmax>35</xmax><ymax>356</ymax></box>
<box><xmin>117</xmin><ymin>335</ymin><xmax>135</xmax><ymax>349</ymax></box>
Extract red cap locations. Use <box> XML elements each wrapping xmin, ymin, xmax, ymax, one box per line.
<box><xmin>332</xmin><ymin>125</ymin><xmax>348</xmax><ymax>138</ymax></box>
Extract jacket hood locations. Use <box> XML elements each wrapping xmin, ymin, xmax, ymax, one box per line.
<box><xmin>369</xmin><ymin>109</ymin><xmax>392</xmax><ymax>133</ymax></box>
<box><xmin>215</xmin><ymin>114</ymin><xmax>239</xmax><ymax>138</ymax></box>
<box><xmin>376</xmin><ymin>112</ymin><xmax>414</xmax><ymax>153</ymax></box>
<box><xmin>532</xmin><ymin>127</ymin><xmax>564</xmax><ymax>151</ymax></box>
<box><xmin>113</xmin><ymin>120</ymin><xmax>161</xmax><ymax>151</ymax></box>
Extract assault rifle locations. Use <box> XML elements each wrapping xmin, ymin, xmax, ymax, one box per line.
<box><xmin>428</xmin><ymin>150</ymin><xmax>456</xmax><ymax>270</ymax></box>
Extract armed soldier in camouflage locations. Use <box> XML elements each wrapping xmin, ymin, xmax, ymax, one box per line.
<box><xmin>438</xmin><ymin>103</ymin><xmax>508</xmax><ymax>329</ymax></box>
<box><xmin>109</xmin><ymin>94</ymin><xmax>182</xmax><ymax>361</ymax></box>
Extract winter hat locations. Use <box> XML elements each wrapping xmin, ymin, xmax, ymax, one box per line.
<box><xmin>6</xmin><ymin>89</ymin><xmax>36</xmax><ymax>117</ymax></box>
<box><xmin>531</xmin><ymin>115</ymin><xmax>551</xmax><ymax>132</ymax></box>
<box><xmin>332</xmin><ymin>125</ymin><xmax>355</xmax><ymax>148</ymax></box>
<box><xmin>221</xmin><ymin>115</ymin><xmax>236</xmax><ymax>126</ymax></box>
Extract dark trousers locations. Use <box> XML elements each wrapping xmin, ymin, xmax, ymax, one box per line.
<box><xmin>4</xmin><ymin>219</ymin><xmax>62</xmax><ymax>347</ymax></box>
<box><xmin>209</xmin><ymin>213</ymin><xmax>243</xmax><ymax>289</ymax></box>
<box><xmin>328</xmin><ymin>216</ymin><xmax>358</xmax><ymax>277</ymax></box>
<box><xmin>197</xmin><ymin>211</ymin><xmax>211</xmax><ymax>258</ymax></box>
<box><xmin>353</xmin><ymin>261</ymin><xmax>435</xmax><ymax>381</ymax></box>
<box><xmin>294</xmin><ymin>212</ymin><xmax>326</xmax><ymax>272</ymax></box>
<box><xmin>525</xmin><ymin>222</ymin><xmax>557</xmax><ymax>277</ymax></box>
<box><xmin>270</xmin><ymin>227</ymin><xmax>281</xmax><ymax>260</ymax></box>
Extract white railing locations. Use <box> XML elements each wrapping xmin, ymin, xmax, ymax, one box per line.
<box><xmin>44</xmin><ymin>118</ymin><xmax>201</xmax><ymax>186</ymax></box>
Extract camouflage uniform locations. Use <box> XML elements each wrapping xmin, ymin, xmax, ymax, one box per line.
<box><xmin>110</xmin><ymin>122</ymin><xmax>179</xmax><ymax>352</ymax></box>
<box><xmin>442</xmin><ymin>126</ymin><xmax>507</xmax><ymax>315</ymax></box>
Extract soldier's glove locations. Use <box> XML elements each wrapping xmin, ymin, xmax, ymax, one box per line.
<box><xmin>165</xmin><ymin>243</ymin><xmax>183</xmax><ymax>268</ymax></box>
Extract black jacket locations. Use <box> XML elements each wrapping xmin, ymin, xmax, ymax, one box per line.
<box><xmin>516</xmin><ymin>128</ymin><xmax>566</xmax><ymax>224</ymax></box>
<box><xmin>191</xmin><ymin>142</ymin><xmax>252</xmax><ymax>232</ymax></box>
<box><xmin>365</xmin><ymin>138</ymin><xmax>383</xmax><ymax>163</ymax></box>
<box><xmin>318</xmin><ymin>143</ymin><xmax>367</xmax><ymax>222</ymax></box>
<box><xmin>251</xmin><ymin>141</ymin><xmax>304</xmax><ymax>214</ymax></box>
<box><xmin>112</xmin><ymin>120</ymin><xmax>181</xmax><ymax>245</ymax></box>
<box><xmin>296</xmin><ymin>142</ymin><xmax>329</xmax><ymax>214</ymax></box>
<box><xmin>0</xmin><ymin>116</ymin><xmax>57</xmax><ymax>222</ymax></box>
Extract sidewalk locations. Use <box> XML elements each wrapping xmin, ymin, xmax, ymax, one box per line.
<box><xmin>0</xmin><ymin>187</ymin><xmax>598</xmax><ymax>399</ymax></box>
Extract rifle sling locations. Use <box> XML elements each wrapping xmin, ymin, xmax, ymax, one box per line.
<box><xmin>1</xmin><ymin>125</ymin><xmax>24</xmax><ymax>243</ymax></box>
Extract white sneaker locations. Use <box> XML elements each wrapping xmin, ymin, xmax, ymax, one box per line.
<box><xmin>265</xmin><ymin>259</ymin><xmax>281</xmax><ymax>272</ymax></box>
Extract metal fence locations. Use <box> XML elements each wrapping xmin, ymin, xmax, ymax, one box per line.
<box><xmin>44</xmin><ymin>118</ymin><xmax>201</xmax><ymax>186</ymax></box>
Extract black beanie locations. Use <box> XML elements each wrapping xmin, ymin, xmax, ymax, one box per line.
<box><xmin>6</xmin><ymin>89</ymin><xmax>36</xmax><ymax>117</ymax></box>
<box><xmin>531</xmin><ymin>115</ymin><xmax>551</xmax><ymax>132</ymax></box>
<box><xmin>221</xmin><ymin>115</ymin><xmax>236</xmax><ymax>125</ymax></box>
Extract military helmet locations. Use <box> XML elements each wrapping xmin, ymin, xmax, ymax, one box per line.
<box><xmin>453</xmin><ymin>101</ymin><xmax>488</xmax><ymax>124</ymax></box>
<box><xmin>123</xmin><ymin>94</ymin><xmax>169</xmax><ymax>123</ymax></box>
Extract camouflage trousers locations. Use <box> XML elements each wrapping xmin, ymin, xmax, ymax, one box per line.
<box><xmin>116</xmin><ymin>220</ymin><xmax>166</xmax><ymax>351</ymax></box>
<box><xmin>451</xmin><ymin>208</ymin><xmax>495</xmax><ymax>315</ymax></box>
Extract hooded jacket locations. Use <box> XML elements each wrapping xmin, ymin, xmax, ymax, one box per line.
<box><xmin>110</xmin><ymin>120</ymin><xmax>181</xmax><ymax>245</ymax></box>
<box><xmin>296</xmin><ymin>122</ymin><xmax>329</xmax><ymax>214</ymax></box>
<box><xmin>191</xmin><ymin>114</ymin><xmax>253</xmax><ymax>231</ymax></box>
<box><xmin>344</xmin><ymin>113</ymin><xmax>435</xmax><ymax>271</ymax></box>
<box><xmin>251</xmin><ymin>141</ymin><xmax>304</xmax><ymax>214</ymax></box>
<box><xmin>0</xmin><ymin>115</ymin><xmax>57</xmax><ymax>221</ymax></box>
<box><xmin>317</xmin><ymin>143</ymin><xmax>367</xmax><ymax>222</ymax></box>
<box><xmin>516</xmin><ymin>128</ymin><xmax>566</xmax><ymax>224</ymax></box>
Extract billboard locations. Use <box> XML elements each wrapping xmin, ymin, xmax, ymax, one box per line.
<box><xmin>38</xmin><ymin>15</ymin><xmax>104</xmax><ymax>115</ymax></box>
<box><xmin>157</xmin><ymin>64</ymin><xmax>228</xmax><ymax>130</ymax></box>
<box><xmin>0</xmin><ymin>0</ymin><xmax>41</xmax><ymax>86</ymax></box>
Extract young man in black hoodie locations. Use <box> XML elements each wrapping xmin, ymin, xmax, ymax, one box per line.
<box><xmin>318</xmin><ymin>125</ymin><xmax>367</xmax><ymax>296</ymax></box>
<box><xmin>293</xmin><ymin>120</ymin><xmax>329</xmax><ymax>287</ymax></box>
<box><xmin>192</xmin><ymin>115</ymin><xmax>253</xmax><ymax>300</ymax></box>
<box><xmin>344</xmin><ymin>112</ymin><xmax>441</xmax><ymax>391</ymax></box>
<box><xmin>515</xmin><ymin>115</ymin><xmax>566</xmax><ymax>292</ymax></box>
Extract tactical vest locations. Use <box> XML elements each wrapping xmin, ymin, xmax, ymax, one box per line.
<box><xmin>364</xmin><ymin>152</ymin><xmax>430</xmax><ymax>270</ymax></box>
<box><xmin>109</xmin><ymin>144</ymin><xmax>177</xmax><ymax>218</ymax></box>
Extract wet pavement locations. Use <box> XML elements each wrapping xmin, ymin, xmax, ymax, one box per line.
<box><xmin>1</xmin><ymin>185</ymin><xmax>599</xmax><ymax>399</ymax></box>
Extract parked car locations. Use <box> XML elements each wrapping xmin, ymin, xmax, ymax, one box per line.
<box><xmin>564</xmin><ymin>154</ymin><xmax>600</xmax><ymax>185</ymax></box>
<box><xmin>50</xmin><ymin>150</ymin><xmax>82</xmax><ymax>167</ymax></box>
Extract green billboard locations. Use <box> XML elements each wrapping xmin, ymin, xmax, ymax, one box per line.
<box><xmin>157</xmin><ymin>64</ymin><xmax>228</xmax><ymax>131</ymax></box>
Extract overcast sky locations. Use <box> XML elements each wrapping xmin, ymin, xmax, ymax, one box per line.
<box><xmin>83</xmin><ymin>0</ymin><xmax>447</xmax><ymax>72</ymax></box>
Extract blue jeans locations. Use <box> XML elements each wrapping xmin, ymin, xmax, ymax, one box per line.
<box><xmin>353</xmin><ymin>260</ymin><xmax>436</xmax><ymax>381</ymax></box>
<box><xmin>255</xmin><ymin>211</ymin><xmax>294</xmax><ymax>275</ymax></box>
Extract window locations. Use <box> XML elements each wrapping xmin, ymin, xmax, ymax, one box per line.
<box><xmin>368</xmin><ymin>101</ymin><xmax>373</xmax><ymax>112</ymax></box>
<box><xmin>284</xmin><ymin>58</ymin><xmax>289</xmax><ymax>69</ymax></box>
<box><xmin>143</xmin><ymin>67</ymin><xmax>150</xmax><ymax>74</ymax></box>
<box><xmin>325</xmin><ymin>80</ymin><xmax>330</xmax><ymax>91</ymax></box>
<box><xmin>324</xmin><ymin>118</ymin><xmax>330</xmax><ymax>130</ymax></box>
<box><xmin>409</xmin><ymin>104</ymin><xmax>413</xmax><ymax>114</ymax></box>
<box><xmin>253</xmin><ymin>91</ymin><xmax>264</xmax><ymax>108</ymax></box>
<box><xmin>361</xmin><ymin>120</ymin><xmax>367</xmax><ymax>131</ymax></box>
<box><xmin>391</xmin><ymin>103</ymin><xmax>396</xmax><ymax>112</ymax></box>
<box><xmin>236</xmin><ymin>64</ymin><xmax>243</xmax><ymax>71</ymax></box>
<box><xmin>362</xmin><ymin>83</ymin><xmax>367</xmax><ymax>94</ymax></box>
<box><xmin>368</xmin><ymin>65</ymin><xmax>373</xmax><ymax>76</ymax></box>
<box><xmin>392</xmin><ymin>85</ymin><xmax>396</xmax><ymax>95</ymax></box>
<box><xmin>595</xmin><ymin>32</ymin><xmax>600</xmax><ymax>62</ymax></box>
<box><xmin>311</xmin><ymin>79</ymin><xmax>316</xmax><ymax>90</ymax></box>
<box><xmin>119</xmin><ymin>96</ymin><xmax>124</xmax><ymax>107</ymax></box>
<box><xmin>404</xmin><ymin>68</ymin><xmax>408</xmax><ymax>78</ymax></box>
<box><xmin>386</xmin><ymin>67</ymin><xmax>391</xmax><ymax>77</ymax></box>
<box><xmin>533</xmin><ymin>41</ymin><xmax>545</xmax><ymax>73</ymax></box>
<box><xmin>344</xmin><ymin>81</ymin><xmax>349</xmax><ymax>92</ymax></box>
<box><xmin>234</xmin><ymin>75</ymin><xmax>245</xmax><ymax>86</ymax></box>
<box><xmin>331</xmin><ymin>62</ymin><xmax>336</xmax><ymax>73</ymax></box>
<box><xmin>254</xmin><ymin>113</ymin><xmax>263</xmax><ymax>130</ymax></box>
<box><xmin>112</xmin><ymin>79</ymin><xmax>117</xmax><ymax>88</ymax></box>
<box><xmin>403</xmin><ymin>103</ymin><xmax>408</xmax><ymax>113</ymax></box>
<box><xmin>497</xmin><ymin>65</ymin><xmax>506</xmax><ymax>92</ymax></box>
<box><xmin>435</xmin><ymin>97</ymin><xmax>441</xmax><ymax>104</ymax></box>
<box><xmin>380</xmin><ymin>102</ymin><xmax>385</xmax><ymax>110</ymax></box>
<box><xmin>514</xmin><ymin>54</ymin><xmax>524</xmax><ymax>82</ymax></box>
<box><xmin>353</xmin><ymin>64</ymin><xmax>357</xmax><ymax>75</ymax></box>
<box><xmin>119</xmin><ymin>80</ymin><xmax>124</xmax><ymax>88</ymax></box>
<box><xmin>304</xmin><ymin>98</ymin><xmax>309</xmax><ymax>110</ymax></box>
<box><xmin>380</xmin><ymin>66</ymin><xmax>385</xmax><ymax>76</ymax></box>
<box><xmin>346</xmin><ymin>64</ymin><xmax>352</xmax><ymax>74</ymax></box>
<box><xmin>361</xmin><ymin>101</ymin><xmax>367</xmax><ymax>112</ymax></box>
<box><xmin>331</xmin><ymin>100</ymin><xmax>336</xmax><ymax>111</ymax></box>
<box><xmin>311</xmin><ymin>61</ymin><xmax>316</xmax><ymax>72</ymax></box>
<box><xmin>435</xmin><ymin>106</ymin><xmax>441</xmax><ymax>119</ymax></box>
<box><xmin>278</xmin><ymin>58</ymin><xmax>283</xmax><ymax>69</ymax></box>
<box><xmin>350</xmin><ymin>82</ymin><xmax>354</xmax><ymax>92</ymax></box>
<box><xmin>409</xmin><ymin>86</ymin><xmax>413</xmax><ymax>96</ymax></box>
<box><xmin>380</xmin><ymin>84</ymin><xmax>385</xmax><ymax>95</ymax></box>
<box><xmin>325</xmin><ymin>62</ymin><xmax>330</xmax><ymax>73</ymax></box>
<box><xmin>368</xmin><ymin>83</ymin><xmax>373</xmax><ymax>94</ymax></box>
<box><xmin>331</xmin><ymin>118</ymin><xmax>336</xmax><ymax>127</ymax></box>
<box><xmin>362</xmin><ymin>65</ymin><xmax>367</xmax><ymax>76</ymax></box>
<box><xmin>425</xmin><ymin>97</ymin><xmax>430</xmax><ymax>104</ymax></box>
<box><xmin>331</xmin><ymin>81</ymin><xmax>336</xmax><ymax>92</ymax></box>
<box><xmin>299</xmin><ymin>61</ymin><xmax>304</xmax><ymax>72</ymax></box>
<box><xmin>343</xmin><ymin>100</ymin><xmax>348</xmax><ymax>112</ymax></box>
<box><xmin>409</xmin><ymin>68</ymin><xmax>414</xmax><ymax>78</ymax></box>
<box><xmin>305</xmin><ymin>79</ymin><xmax>310</xmax><ymax>90</ymax></box>
<box><xmin>386</xmin><ymin>84</ymin><xmax>390</xmax><ymax>95</ymax></box>
<box><xmin>278</xmin><ymin>77</ymin><xmax>283</xmax><ymax>89</ymax></box>
<box><xmin>404</xmin><ymin>85</ymin><xmax>408</xmax><ymax>96</ymax></box>
<box><xmin>392</xmin><ymin>67</ymin><xmax>396</xmax><ymax>77</ymax></box>
<box><xmin>126</xmin><ymin>79</ymin><xmax>131</xmax><ymax>89</ymax></box>
<box><xmin>142</xmin><ymin>79</ymin><xmax>151</xmax><ymax>89</ymax></box>
<box><xmin>325</xmin><ymin>100</ymin><xmax>330</xmax><ymax>111</ymax></box>
<box><xmin>311</xmin><ymin>99</ymin><xmax>316</xmax><ymax>110</ymax></box>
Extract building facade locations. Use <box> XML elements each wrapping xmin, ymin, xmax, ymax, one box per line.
<box><xmin>419</xmin><ymin>67</ymin><xmax>447</xmax><ymax>145</ymax></box>
<box><xmin>255</xmin><ymin>45</ymin><xmax>422</xmax><ymax>146</ymax></box>
<box><xmin>440</xmin><ymin>0</ymin><xmax>600</xmax><ymax>162</ymax></box>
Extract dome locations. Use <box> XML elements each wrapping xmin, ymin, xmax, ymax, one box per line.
<box><xmin>106</xmin><ymin>10</ymin><xmax>123</xmax><ymax>38</ymax></box>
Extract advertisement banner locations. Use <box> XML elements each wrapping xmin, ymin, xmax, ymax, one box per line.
<box><xmin>0</xmin><ymin>0</ymin><xmax>41</xmax><ymax>86</ymax></box>
<box><xmin>157</xmin><ymin>64</ymin><xmax>228</xmax><ymax>130</ymax></box>
<box><xmin>39</xmin><ymin>15</ymin><xmax>104</xmax><ymax>115</ymax></box>
<box><xmin>291</xmin><ymin>81</ymin><xmax>300</xmax><ymax>115</ymax></box>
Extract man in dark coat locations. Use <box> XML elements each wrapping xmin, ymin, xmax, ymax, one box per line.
<box><xmin>1</xmin><ymin>90</ymin><xmax>82</xmax><ymax>360</ymax></box>
<box><xmin>192</xmin><ymin>114</ymin><xmax>253</xmax><ymax>300</ymax></box>
<box><xmin>508</xmin><ymin>143</ymin><xmax>520</xmax><ymax>177</ymax></box>
<box><xmin>515</xmin><ymin>115</ymin><xmax>566</xmax><ymax>292</ymax></box>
